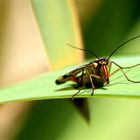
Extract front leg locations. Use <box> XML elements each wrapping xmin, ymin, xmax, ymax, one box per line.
<box><xmin>110</xmin><ymin>61</ymin><xmax>140</xmax><ymax>83</ymax></box>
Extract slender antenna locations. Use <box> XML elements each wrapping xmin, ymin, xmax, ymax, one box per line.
<box><xmin>67</xmin><ymin>43</ymin><xmax>100</xmax><ymax>59</ymax></box>
<box><xmin>107</xmin><ymin>34</ymin><xmax>140</xmax><ymax>60</ymax></box>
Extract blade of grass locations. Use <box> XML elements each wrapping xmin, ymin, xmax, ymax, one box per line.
<box><xmin>0</xmin><ymin>55</ymin><xmax>139</xmax><ymax>104</ymax></box>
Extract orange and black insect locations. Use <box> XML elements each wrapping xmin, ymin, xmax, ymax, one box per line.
<box><xmin>55</xmin><ymin>35</ymin><xmax>140</xmax><ymax>99</ymax></box>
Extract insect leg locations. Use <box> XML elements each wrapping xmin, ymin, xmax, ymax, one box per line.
<box><xmin>72</xmin><ymin>67</ymin><xmax>101</xmax><ymax>98</ymax></box>
<box><xmin>108</xmin><ymin>60</ymin><xmax>113</xmax><ymax>74</ymax></box>
<box><xmin>118</xmin><ymin>63</ymin><xmax>140</xmax><ymax>69</ymax></box>
<box><xmin>111</xmin><ymin>61</ymin><xmax>140</xmax><ymax>83</ymax></box>
<box><xmin>89</xmin><ymin>74</ymin><xmax>96</xmax><ymax>96</ymax></box>
<box><xmin>89</xmin><ymin>75</ymin><xmax>101</xmax><ymax>95</ymax></box>
<box><xmin>86</xmin><ymin>67</ymin><xmax>101</xmax><ymax>96</ymax></box>
<box><xmin>109</xmin><ymin>61</ymin><xmax>120</xmax><ymax>77</ymax></box>
<box><xmin>108</xmin><ymin>61</ymin><xmax>121</xmax><ymax>77</ymax></box>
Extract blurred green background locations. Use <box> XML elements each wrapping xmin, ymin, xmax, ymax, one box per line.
<box><xmin>0</xmin><ymin>0</ymin><xmax>140</xmax><ymax>140</ymax></box>
<box><xmin>80</xmin><ymin>0</ymin><xmax>140</xmax><ymax>57</ymax></box>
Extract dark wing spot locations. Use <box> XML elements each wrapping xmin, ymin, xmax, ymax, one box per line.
<box><xmin>55</xmin><ymin>74</ymin><xmax>73</xmax><ymax>85</ymax></box>
<box><xmin>63</xmin><ymin>74</ymin><xmax>69</xmax><ymax>78</ymax></box>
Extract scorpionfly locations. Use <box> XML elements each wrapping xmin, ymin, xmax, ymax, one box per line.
<box><xmin>55</xmin><ymin>35</ymin><xmax>140</xmax><ymax>99</ymax></box>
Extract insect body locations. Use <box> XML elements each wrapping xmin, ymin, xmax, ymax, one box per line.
<box><xmin>55</xmin><ymin>35</ymin><xmax>140</xmax><ymax>98</ymax></box>
<box><xmin>56</xmin><ymin>58</ymin><xmax>110</xmax><ymax>88</ymax></box>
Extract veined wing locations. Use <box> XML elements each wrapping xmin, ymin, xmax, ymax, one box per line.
<box><xmin>55</xmin><ymin>64</ymin><xmax>87</xmax><ymax>85</ymax></box>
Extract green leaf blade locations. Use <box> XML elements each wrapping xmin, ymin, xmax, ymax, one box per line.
<box><xmin>0</xmin><ymin>55</ymin><xmax>140</xmax><ymax>104</ymax></box>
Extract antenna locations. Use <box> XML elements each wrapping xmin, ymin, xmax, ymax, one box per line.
<box><xmin>67</xmin><ymin>43</ymin><xmax>100</xmax><ymax>59</ymax></box>
<box><xmin>107</xmin><ymin>34</ymin><xmax>140</xmax><ymax>60</ymax></box>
